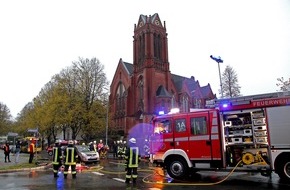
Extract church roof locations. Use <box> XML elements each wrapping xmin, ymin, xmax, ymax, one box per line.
<box><xmin>123</xmin><ymin>61</ymin><xmax>134</xmax><ymax>75</ymax></box>
<box><xmin>138</xmin><ymin>13</ymin><xmax>162</xmax><ymax>26</ymax></box>
<box><xmin>156</xmin><ymin>85</ymin><xmax>172</xmax><ymax>98</ymax></box>
<box><xmin>122</xmin><ymin>62</ymin><xmax>212</xmax><ymax>98</ymax></box>
<box><xmin>201</xmin><ymin>84</ymin><xmax>216</xmax><ymax>98</ymax></box>
<box><xmin>171</xmin><ymin>74</ymin><xmax>199</xmax><ymax>94</ymax></box>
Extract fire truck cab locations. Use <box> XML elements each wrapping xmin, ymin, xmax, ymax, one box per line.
<box><xmin>150</xmin><ymin>91</ymin><xmax>290</xmax><ymax>181</ymax></box>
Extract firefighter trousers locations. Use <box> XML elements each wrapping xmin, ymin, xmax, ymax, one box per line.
<box><xmin>64</xmin><ymin>164</ymin><xmax>76</xmax><ymax>178</ymax></box>
<box><xmin>53</xmin><ymin>164</ymin><xmax>61</xmax><ymax>177</ymax></box>
<box><xmin>125</xmin><ymin>167</ymin><xmax>138</xmax><ymax>183</ymax></box>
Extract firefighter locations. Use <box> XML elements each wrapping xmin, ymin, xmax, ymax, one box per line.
<box><xmin>122</xmin><ymin>141</ymin><xmax>127</xmax><ymax>159</ymax></box>
<box><xmin>28</xmin><ymin>140</ymin><xmax>35</xmax><ymax>163</ymax></box>
<box><xmin>117</xmin><ymin>141</ymin><xmax>122</xmax><ymax>159</ymax></box>
<box><xmin>63</xmin><ymin>140</ymin><xmax>78</xmax><ymax>179</ymax></box>
<box><xmin>52</xmin><ymin>140</ymin><xmax>62</xmax><ymax>178</ymax></box>
<box><xmin>125</xmin><ymin>138</ymin><xmax>141</xmax><ymax>184</ymax></box>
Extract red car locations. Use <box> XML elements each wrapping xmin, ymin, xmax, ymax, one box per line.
<box><xmin>46</xmin><ymin>140</ymin><xmax>68</xmax><ymax>156</ymax></box>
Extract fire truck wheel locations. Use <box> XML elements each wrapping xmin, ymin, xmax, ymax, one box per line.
<box><xmin>276</xmin><ymin>158</ymin><xmax>290</xmax><ymax>182</ymax></box>
<box><xmin>165</xmin><ymin>157</ymin><xmax>189</xmax><ymax>180</ymax></box>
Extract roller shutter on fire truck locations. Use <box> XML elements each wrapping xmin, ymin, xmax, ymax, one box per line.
<box><xmin>266</xmin><ymin>105</ymin><xmax>290</xmax><ymax>180</ymax></box>
<box><xmin>266</xmin><ymin>106</ymin><xmax>290</xmax><ymax>149</ymax></box>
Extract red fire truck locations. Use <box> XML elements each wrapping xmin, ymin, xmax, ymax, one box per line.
<box><xmin>150</xmin><ymin>91</ymin><xmax>290</xmax><ymax>181</ymax></box>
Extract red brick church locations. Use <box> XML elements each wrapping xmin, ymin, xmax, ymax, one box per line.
<box><xmin>109</xmin><ymin>13</ymin><xmax>215</xmax><ymax>137</ymax></box>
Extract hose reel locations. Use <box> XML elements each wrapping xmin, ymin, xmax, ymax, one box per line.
<box><xmin>242</xmin><ymin>152</ymin><xmax>255</xmax><ymax>165</ymax></box>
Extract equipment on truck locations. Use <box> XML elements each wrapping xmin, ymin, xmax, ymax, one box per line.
<box><xmin>149</xmin><ymin>91</ymin><xmax>290</xmax><ymax>181</ymax></box>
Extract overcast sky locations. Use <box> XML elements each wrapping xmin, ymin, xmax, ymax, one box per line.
<box><xmin>1</xmin><ymin>0</ymin><xmax>290</xmax><ymax>118</ymax></box>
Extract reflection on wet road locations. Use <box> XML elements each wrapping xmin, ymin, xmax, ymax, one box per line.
<box><xmin>0</xmin><ymin>158</ymin><xmax>290</xmax><ymax>190</ymax></box>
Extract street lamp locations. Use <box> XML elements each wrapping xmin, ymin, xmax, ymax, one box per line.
<box><xmin>105</xmin><ymin>100</ymin><xmax>108</xmax><ymax>146</ymax></box>
<box><xmin>210</xmin><ymin>55</ymin><xmax>224</xmax><ymax>98</ymax></box>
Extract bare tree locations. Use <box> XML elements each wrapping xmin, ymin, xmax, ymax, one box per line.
<box><xmin>276</xmin><ymin>77</ymin><xmax>290</xmax><ymax>91</ymax></box>
<box><xmin>221</xmin><ymin>65</ymin><xmax>241</xmax><ymax>98</ymax></box>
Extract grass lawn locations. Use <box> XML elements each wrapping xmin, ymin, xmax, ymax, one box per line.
<box><xmin>0</xmin><ymin>163</ymin><xmax>39</xmax><ymax>171</ymax></box>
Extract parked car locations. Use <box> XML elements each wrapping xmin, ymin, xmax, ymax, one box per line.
<box><xmin>75</xmin><ymin>145</ymin><xmax>99</xmax><ymax>164</ymax></box>
<box><xmin>46</xmin><ymin>140</ymin><xmax>68</xmax><ymax>156</ymax></box>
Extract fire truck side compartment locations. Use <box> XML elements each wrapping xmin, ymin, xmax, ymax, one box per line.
<box><xmin>266</xmin><ymin>106</ymin><xmax>290</xmax><ymax>148</ymax></box>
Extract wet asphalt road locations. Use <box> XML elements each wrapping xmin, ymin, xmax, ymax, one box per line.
<box><xmin>0</xmin><ymin>152</ymin><xmax>290</xmax><ymax>190</ymax></box>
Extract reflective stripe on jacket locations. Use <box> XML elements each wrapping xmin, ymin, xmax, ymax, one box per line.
<box><xmin>125</xmin><ymin>147</ymin><xmax>139</xmax><ymax>168</ymax></box>
<box><xmin>52</xmin><ymin>147</ymin><xmax>62</xmax><ymax>165</ymax></box>
<box><xmin>64</xmin><ymin>147</ymin><xmax>77</xmax><ymax>165</ymax></box>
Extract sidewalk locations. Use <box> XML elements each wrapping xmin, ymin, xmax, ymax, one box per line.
<box><xmin>0</xmin><ymin>150</ymin><xmax>51</xmax><ymax>172</ymax></box>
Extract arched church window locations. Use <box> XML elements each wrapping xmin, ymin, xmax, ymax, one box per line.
<box><xmin>139</xmin><ymin>34</ymin><xmax>145</xmax><ymax>62</ymax></box>
<box><xmin>154</xmin><ymin>33</ymin><xmax>162</xmax><ymax>60</ymax></box>
<box><xmin>171</xmin><ymin>94</ymin><xmax>176</xmax><ymax>108</ymax></box>
<box><xmin>182</xmin><ymin>95</ymin><xmax>189</xmax><ymax>112</ymax></box>
<box><xmin>116</xmin><ymin>82</ymin><xmax>126</xmax><ymax>114</ymax></box>
<box><xmin>138</xmin><ymin>77</ymin><xmax>144</xmax><ymax>100</ymax></box>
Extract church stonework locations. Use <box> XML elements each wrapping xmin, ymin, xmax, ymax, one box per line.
<box><xmin>109</xmin><ymin>13</ymin><xmax>215</xmax><ymax>138</ymax></box>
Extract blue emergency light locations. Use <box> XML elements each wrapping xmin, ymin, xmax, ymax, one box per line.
<box><xmin>222</xmin><ymin>103</ymin><xmax>229</xmax><ymax>108</ymax></box>
<box><xmin>158</xmin><ymin>111</ymin><xmax>165</xmax><ymax>115</ymax></box>
<box><xmin>221</xmin><ymin>102</ymin><xmax>232</xmax><ymax>109</ymax></box>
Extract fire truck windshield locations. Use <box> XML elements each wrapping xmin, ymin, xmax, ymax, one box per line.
<box><xmin>153</xmin><ymin>119</ymin><xmax>172</xmax><ymax>134</ymax></box>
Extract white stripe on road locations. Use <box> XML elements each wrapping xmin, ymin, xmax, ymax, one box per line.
<box><xmin>113</xmin><ymin>178</ymin><xmax>126</xmax><ymax>183</ymax></box>
<box><xmin>92</xmin><ymin>171</ymin><xmax>104</xmax><ymax>176</ymax></box>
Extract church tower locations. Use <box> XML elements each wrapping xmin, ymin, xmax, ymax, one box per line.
<box><xmin>129</xmin><ymin>13</ymin><xmax>174</xmax><ymax>119</ymax></box>
<box><xmin>109</xmin><ymin>13</ymin><xmax>215</xmax><ymax>138</ymax></box>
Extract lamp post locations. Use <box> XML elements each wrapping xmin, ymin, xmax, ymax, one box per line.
<box><xmin>105</xmin><ymin>93</ymin><xmax>110</xmax><ymax>146</ymax></box>
<box><xmin>210</xmin><ymin>55</ymin><xmax>224</xmax><ymax>98</ymax></box>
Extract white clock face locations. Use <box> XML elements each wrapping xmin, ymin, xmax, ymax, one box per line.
<box><xmin>139</xmin><ymin>22</ymin><xmax>144</xmax><ymax>27</ymax></box>
<box><xmin>155</xmin><ymin>20</ymin><xmax>160</xmax><ymax>25</ymax></box>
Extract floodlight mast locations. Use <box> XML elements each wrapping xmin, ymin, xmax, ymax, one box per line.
<box><xmin>210</xmin><ymin>55</ymin><xmax>224</xmax><ymax>98</ymax></box>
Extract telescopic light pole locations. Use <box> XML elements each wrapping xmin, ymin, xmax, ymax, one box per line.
<box><xmin>105</xmin><ymin>94</ymin><xmax>109</xmax><ymax>146</ymax></box>
<box><xmin>210</xmin><ymin>55</ymin><xmax>224</xmax><ymax>98</ymax></box>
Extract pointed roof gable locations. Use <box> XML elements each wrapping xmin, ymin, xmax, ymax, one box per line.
<box><xmin>123</xmin><ymin>61</ymin><xmax>134</xmax><ymax>75</ymax></box>
<box><xmin>137</xmin><ymin>13</ymin><xmax>163</xmax><ymax>28</ymax></box>
<box><xmin>201</xmin><ymin>84</ymin><xmax>215</xmax><ymax>98</ymax></box>
<box><xmin>156</xmin><ymin>85</ymin><xmax>172</xmax><ymax>98</ymax></box>
<box><xmin>184</xmin><ymin>77</ymin><xmax>199</xmax><ymax>93</ymax></box>
<box><xmin>171</xmin><ymin>74</ymin><xmax>199</xmax><ymax>95</ymax></box>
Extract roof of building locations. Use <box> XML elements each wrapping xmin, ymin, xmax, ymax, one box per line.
<box><xmin>122</xmin><ymin>62</ymin><xmax>212</xmax><ymax>98</ymax></box>
<box><xmin>201</xmin><ymin>84</ymin><xmax>215</xmax><ymax>99</ymax></box>
<box><xmin>123</xmin><ymin>61</ymin><xmax>134</xmax><ymax>75</ymax></box>
<box><xmin>156</xmin><ymin>85</ymin><xmax>172</xmax><ymax>98</ymax></box>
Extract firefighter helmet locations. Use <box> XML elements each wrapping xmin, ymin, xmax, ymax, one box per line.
<box><xmin>129</xmin><ymin>138</ymin><xmax>136</xmax><ymax>144</ymax></box>
<box><xmin>55</xmin><ymin>140</ymin><xmax>60</xmax><ymax>144</ymax></box>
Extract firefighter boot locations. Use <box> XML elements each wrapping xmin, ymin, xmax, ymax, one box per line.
<box><xmin>133</xmin><ymin>178</ymin><xmax>136</xmax><ymax>184</ymax></box>
<box><xmin>72</xmin><ymin>174</ymin><xmax>76</xmax><ymax>179</ymax></box>
<box><xmin>125</xmin><ymin>178</ymin><xmax>130</xmax><ymax>184</ymax></box>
